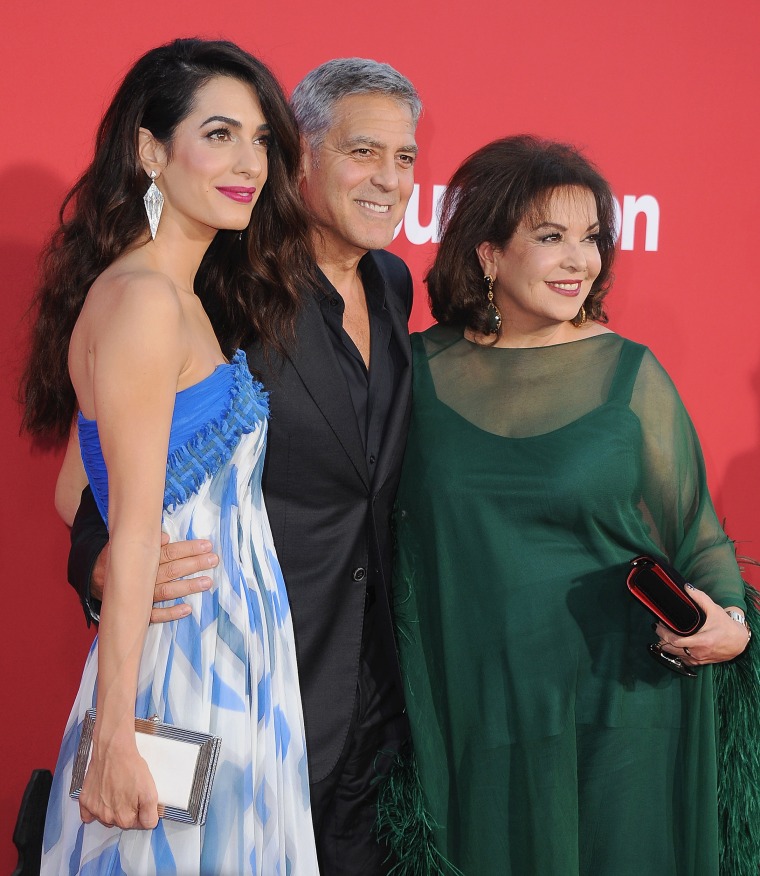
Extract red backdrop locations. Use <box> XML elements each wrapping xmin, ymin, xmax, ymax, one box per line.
<box><xmin>2</xmin><ymin>1</ymin><xmax>759</xmax><ymax>866</ymax></box>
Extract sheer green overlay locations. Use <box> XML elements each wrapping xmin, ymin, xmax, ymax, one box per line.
<box><xmin>393</xmin><ymin>325</ymin><xmax>746</xmax><ymax>875</ymax></box>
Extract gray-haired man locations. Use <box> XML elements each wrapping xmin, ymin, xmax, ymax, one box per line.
<box><xmin>69</xmin><ymin>59</ymin><xmax>421</xmax><ymax>874</ymax></box>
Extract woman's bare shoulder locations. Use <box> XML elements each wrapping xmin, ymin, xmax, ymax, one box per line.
<box><xmin>88</xmin><ymin>261</ymin><xmax>184</xmax><ymax>316</ymax></box>
<box><xmin>76</xmin><ymin>262</ymin><xmax>186</xmax><ymax>354</ymax></box>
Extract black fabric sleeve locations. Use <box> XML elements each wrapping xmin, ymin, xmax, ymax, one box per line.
<box><xmin>374</xmin><ymin>250</ymin><xmax>414</xmax><ymax>319</ymax></box>
<box><xmin>68</xmin><ymin>485</ymin><xmax>108</xmax><ymax>626</ymax></box>
<box><xmin>403</xmin><ymin>263</ymin><xmax>413</xmax><ymax>320</ymax></box>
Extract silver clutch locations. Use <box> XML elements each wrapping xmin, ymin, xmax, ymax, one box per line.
<box><xmin>70</xmin><ymin>709</ymin><xmax>221</xmax><ymax>825</ymax></box>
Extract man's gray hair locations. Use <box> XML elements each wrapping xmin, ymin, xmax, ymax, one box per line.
<box><xmin>291</xmin><ymin>58</ymin><xmax>422</xmax><ymax>149</ymax></box>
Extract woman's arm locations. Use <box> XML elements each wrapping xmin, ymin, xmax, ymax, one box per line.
<box><xmin>632</xmin><ymin>349</ymin><xmax>748</xmax><ymax>664</ymax></box>
<box><xmin>77</xmin><ymin>276</ymin><xmax>187</xmax><ymax>830</ymax></box>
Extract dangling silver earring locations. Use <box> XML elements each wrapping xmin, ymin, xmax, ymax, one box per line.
<box><xmin>484</xmin><ymin>275</ymin><xmax>502</xmax><ymax>334</ymax></box>
<box><xmin>143</xmin><ymin>170</ymin><xmax>164</xmax><ymax>239</ymax></box>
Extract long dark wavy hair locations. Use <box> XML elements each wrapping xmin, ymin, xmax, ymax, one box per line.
<box><xmin>21</xmin><ymin>38</ymin><xmax>317</xmax><ymax>442</ymax></box>
<box><xmin>427</xmin><ymin>136</ymin><xmax>617</xmax><ymax>335</ymax></box>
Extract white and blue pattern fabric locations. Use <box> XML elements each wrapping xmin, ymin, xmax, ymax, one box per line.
<box><xmin>41</xmin><ymin>351</ymin><xmax>319</xmax><ymax>875</ymax></box>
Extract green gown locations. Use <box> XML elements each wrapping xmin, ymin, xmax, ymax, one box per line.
<box><xmin>393</xmin><ymin>325</ymin><xmax>746</xmax><ymax>876</ymax></box>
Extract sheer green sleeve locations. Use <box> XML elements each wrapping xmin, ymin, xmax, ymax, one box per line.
<box><xmin>631</xmin><ymin>349</ymin><xmax>745</xmax><ymax>610</ymax></box>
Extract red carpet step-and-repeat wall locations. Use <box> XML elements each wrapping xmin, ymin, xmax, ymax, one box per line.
<box><xmin>2</xmin><ymin>1</ymin><xmax>758</xmax><ymax>866</ymax></box>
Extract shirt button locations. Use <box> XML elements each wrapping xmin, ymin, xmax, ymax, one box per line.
<box><xmin>330</xmin><ymin>297</ymin><xmax>338</xmax><ymax>306</ymax></box>
<box><xmin>369</xmin><ymin>454</ymin><xmax>376</xmax><ymax>464</ymax></box>
<box><xmin>352</xmin><ymin>567</ymin><xmax>366</xmax><ymax>581</ymax></box>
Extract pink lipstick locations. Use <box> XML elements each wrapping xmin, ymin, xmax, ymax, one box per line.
<box><xmin>545</xmin><ymin>280</ymin><xmax>583</xmax><ymax>297</ymax></box>
<box><xmin>216</xmin><ymin>186</ymin><xmax>256</xmax><ymax>203</ymax></box>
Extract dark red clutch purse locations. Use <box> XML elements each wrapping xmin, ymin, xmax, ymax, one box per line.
<box><xmin>627</xmin><ymin>555</ymin><xmax>706</xmax><ymax>635</ymax></box>
<box><xmin>627</xmin><ymin>555</ymin><xmax>706</xmax><ymax>676</ymax></box>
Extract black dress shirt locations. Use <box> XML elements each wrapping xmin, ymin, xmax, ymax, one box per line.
<box><xmin>316</xmin><ymin>253</ymin><xmax>403</xmax><ymax>483</ymax></box>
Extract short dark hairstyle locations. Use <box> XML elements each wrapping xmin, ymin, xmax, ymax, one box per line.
<box><xmin>22</xmin><ymin>38</ymin><xmax>316</xmax><ymax>441</ymax></box>
<box><xmin>427</xmin><ymin>135</ymin><xmax>616</xmax><ymax>335</ymax></box>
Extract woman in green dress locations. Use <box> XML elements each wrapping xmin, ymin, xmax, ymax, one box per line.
<box><xmin>392</xmin><ymin>136</ymin><xmax>751</xmax><ymax>875</ymax></box>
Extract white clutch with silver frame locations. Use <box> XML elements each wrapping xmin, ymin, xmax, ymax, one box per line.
<box><xmin>69</xmin><ymin>709</ymin><xmax>221</xmax><ymax>825</ymax></box>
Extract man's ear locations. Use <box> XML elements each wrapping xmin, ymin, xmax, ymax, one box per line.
<box><xmin>138</xmin><ymin>127</ymin><xmax>168</xmax><ymax>179</ymax></box>
<box><xmin>476</xmin><ymin>241</ymin><xmax>497</xmax><ymax>278</ymax></box>
<box><xmin>298</xmin><ymin>134</ymin><xmax>315</xmax><ymax>184</ymax></box>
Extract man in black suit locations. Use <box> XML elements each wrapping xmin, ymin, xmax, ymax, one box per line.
<box><xmin>68</xmin><ymin>58</ymin><xmax>421</xmax><ymax>875</ymax></box>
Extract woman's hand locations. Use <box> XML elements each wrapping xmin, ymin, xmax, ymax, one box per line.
<box><xmin>657</xmin><ymin>586</ymin><xmax>750</xmax><ymax>666</ymax></box>
<box><xmin>79</xmin><ymin>736</ymin><xmax>159</xmax><ymax>830</ymax></box>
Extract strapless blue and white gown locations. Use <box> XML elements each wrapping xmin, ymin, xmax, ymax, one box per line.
<box><xmin>41</xmin><ymin>350</ymin><xmax>319</xmax><ymax>875</ymax></box>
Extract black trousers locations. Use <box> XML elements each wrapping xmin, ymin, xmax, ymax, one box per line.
<box><xmin>309</xmin><ymin>598</ymin><xmax>409</xmax><ymax>876</ymax></box>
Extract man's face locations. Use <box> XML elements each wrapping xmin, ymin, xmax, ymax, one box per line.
<box><xmin>300</xmin><ymin>93</ymin><xmax>417</xmax><ymax>263</ymax></box>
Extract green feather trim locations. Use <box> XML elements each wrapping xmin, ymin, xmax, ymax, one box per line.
<box><xmin>375</xmin><ymin>751</ymin><xmax>462</xmax><ymax>875</ymax></box>
<box><xmin>380</xmin><ymin>588</ymin><xmax>760</xmax><ymax>875</ymax></box>
<box><xmin>715</xmin><ymin>583</ymin><xmax>760</xmax><ymax>876</ymax></box>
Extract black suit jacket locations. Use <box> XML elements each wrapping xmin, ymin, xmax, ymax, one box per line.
<box><xmin>246</xmin><ymin>250</ymin><xmax>412</xmax><ymax>781</ymax></box>
<box><xmin>68</xmin><ymin>249</ymin><xmax>413</xmax><ymax>783</ymax></box>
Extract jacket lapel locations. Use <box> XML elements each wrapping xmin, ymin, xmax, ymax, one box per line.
<box><xmin>287</xmin><ymin>293</ymin><xmax>370</xmax><ymax>489</ymax></box>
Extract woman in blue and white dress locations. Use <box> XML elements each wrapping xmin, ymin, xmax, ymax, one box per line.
<box><xmin>21</xmin><ymin>39</ymin><xmax>320</xmax><ymax>875</ymax></box>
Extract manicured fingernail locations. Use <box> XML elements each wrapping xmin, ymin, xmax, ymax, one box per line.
<box><xmin>179</xmin><ymin>605</ymin><xmax>192</xmax><ymax>617</ymax></box>
<box><xmin>685</xmin><ymin>583</ymin><xmax>695</xmax><ymax>590</ymax></box>
<box><xmin>196</xmin><ymin>577</ymin><xmax>212</xmax><ymax>591</ymax></box>
<box><xmin>199</xmin><ymin>540</ymin><xmax>213</xmax><ymax>552</ymax></box>
<box><xmin>205</xmin><ymin>553</ymin><xmax>218</xmax><ymax>567</ymax></box>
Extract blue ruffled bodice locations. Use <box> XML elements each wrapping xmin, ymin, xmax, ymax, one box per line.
<box><xmin>78</xmin><ymin>350</ymin><xmax>268</xmax><ymax>525</ymax></box>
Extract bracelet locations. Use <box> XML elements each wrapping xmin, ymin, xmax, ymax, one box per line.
<box><xmin>726</xmin><ymin>609</ymin><xmax>752</xmax><ymax>643</ymax></box>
